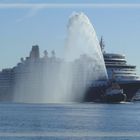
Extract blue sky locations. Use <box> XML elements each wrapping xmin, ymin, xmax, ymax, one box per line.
<box><xmin>0</xmin><ymin>0</ymin><xmax>140</xmax><ymax>74</ymax></box>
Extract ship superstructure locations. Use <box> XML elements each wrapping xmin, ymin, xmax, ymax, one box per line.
<box><xmin>0</xmin><ymin>45</ymin><xmax>62</xmax><ymax>102</ymax></box>
<box><xmin>0</xmin><ymin>45</ymin><xmax>105</xmax><ymax>103</ymax></box>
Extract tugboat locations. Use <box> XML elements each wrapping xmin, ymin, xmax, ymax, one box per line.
<box><xmin>102</xmin><ymin>70</ymin><xmax>126</xmax><ymax>103</ymax></box>
<box><xmin>102</xmin><ymin>81</ymin><xmax>126</xmax><ymax>103</ymax></box>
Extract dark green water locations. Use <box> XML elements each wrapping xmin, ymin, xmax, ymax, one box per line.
<box><xmin>0</xmin><ymin>102</ymin><xmax>140</xmax><ymax>140</ymax></box>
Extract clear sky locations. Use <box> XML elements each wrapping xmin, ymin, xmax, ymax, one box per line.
<box><xmin>0</xmin><ymin>0</ymin><xmax>140</xmax><ymax>74</ymax></box>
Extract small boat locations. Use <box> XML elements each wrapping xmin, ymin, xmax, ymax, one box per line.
<box><xmin>102</xmin><ymin>81</ymin><xmax>126</xmax><ymax>103</ymax></box>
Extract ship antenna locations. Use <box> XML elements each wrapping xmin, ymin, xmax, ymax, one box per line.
<box><xmin>100</xmin><ymin>36</ymin><xmax>105</xmax><ymax>53</ymax></box>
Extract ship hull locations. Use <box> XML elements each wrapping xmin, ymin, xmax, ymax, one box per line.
<box><xmin>119</xmin><ymin>81</ymin><xmax>140</xmax><ymax>101</ymax></box>
<box><xmin>84</xmin><ymin>81</ymin><xmax>140</xmax><ymax>102</ymax></box>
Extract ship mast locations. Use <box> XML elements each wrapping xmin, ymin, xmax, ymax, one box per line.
<box><xmin>100</xmin><ymin>36</ymin><xmax>105</xmax><ymax>53</ymax></box>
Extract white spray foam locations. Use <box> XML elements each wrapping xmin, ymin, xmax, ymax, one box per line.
<box><xmin>14</xmin><ymin>12</ymin><xmax>108</xmax><ymax>103</ymax></box>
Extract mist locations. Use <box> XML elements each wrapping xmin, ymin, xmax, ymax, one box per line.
<box><xmin>13</xmin><ymin>12</ymin><xmax>107</xmax><ymax>103</ymax></box>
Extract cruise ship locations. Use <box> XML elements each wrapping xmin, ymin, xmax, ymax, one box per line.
<box><xmin>0</xmin><ymin>40</ymin><xmax>140</xmax><ymax>102</ymax></box>
<box><xmin>85</xmin><ymin>38</ymin><xmax>140</xmax><ymax>102</ymax></box>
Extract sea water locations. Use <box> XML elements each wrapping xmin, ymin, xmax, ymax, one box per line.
<box><xmin>0</xmin><ymin>102</ymin><xmax>140</xmax><ymax>140</ymax></box>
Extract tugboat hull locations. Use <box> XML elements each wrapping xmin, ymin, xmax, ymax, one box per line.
<box><xmin>102</xmin><ymin>93</ymin><xmax>126</xmax><ymax>103</ymax></box>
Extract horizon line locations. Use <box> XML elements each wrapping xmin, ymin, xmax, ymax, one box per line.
<box><xmin>0</xmin><ymin>3</ymin><xmax>140</xmax><ymax>9</ymax></box>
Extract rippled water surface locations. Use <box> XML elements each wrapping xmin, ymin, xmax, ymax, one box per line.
<box><xmin>0</xmin><ymin>102</ymin><xmax>140</xmax><ymax>140</ymax></box>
